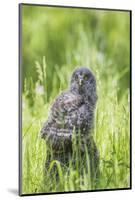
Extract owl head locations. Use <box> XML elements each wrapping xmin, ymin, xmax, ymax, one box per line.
<box><xmin>70</xmin><ymin>67</ymin><xmax>97</xmax><ymax>104</ymax></box>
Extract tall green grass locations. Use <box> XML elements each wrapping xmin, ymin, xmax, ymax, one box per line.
<box><xmin>22</xmin><ymin>56</ymin><xmax>130</xmax><ymax>194</ymax></box>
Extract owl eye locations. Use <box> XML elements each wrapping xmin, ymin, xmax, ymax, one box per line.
<box><xmin>84</xmin><ymin>74</ymin><xmax>88</xmax><ymax>80</ymax></box>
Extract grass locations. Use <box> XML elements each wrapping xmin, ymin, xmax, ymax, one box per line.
<box><xmin>21</xmin><ymin>57</ymin><xmax>130</xmax><ymax>195</ymax></box>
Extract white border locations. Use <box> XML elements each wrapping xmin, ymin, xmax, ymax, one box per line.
<box><xmin>0</xmin><ymin>0</ymin><xmax>134</xmax><ymax>199</ymax></box>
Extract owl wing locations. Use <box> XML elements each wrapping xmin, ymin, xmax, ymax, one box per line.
<box><xmin>40</xmin><ymin>91</ymin><xmax>83</xmax><ymax>150</ymax></box>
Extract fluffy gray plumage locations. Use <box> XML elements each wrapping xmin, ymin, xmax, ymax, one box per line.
<box><xmin>40</xmin><ymin>67</ymin><xmax>99</xmax><ymax>180</ymax></box>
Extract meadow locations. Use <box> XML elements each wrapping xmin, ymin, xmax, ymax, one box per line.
<box><xmin>21</xmin><ymin>5</ymin><xmax>130</xmax><ymax>194</ymax></box>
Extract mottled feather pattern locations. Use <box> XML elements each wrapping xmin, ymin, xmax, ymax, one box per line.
<box><xmin>41</xmin><ymin>92</ymin><xmax>94</xmax><ymax>146</ymax></box>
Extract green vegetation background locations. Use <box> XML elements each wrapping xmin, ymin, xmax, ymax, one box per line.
<box><xmin>21</xmin><ymin>5</ymin><xmax>130</xmax><ymax>194</ymax></box>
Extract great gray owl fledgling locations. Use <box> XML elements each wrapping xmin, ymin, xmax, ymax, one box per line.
<box><xmin>40</xmin><ymin>67</ymin><xmax>99</xmax><ymax>181</ymax></box>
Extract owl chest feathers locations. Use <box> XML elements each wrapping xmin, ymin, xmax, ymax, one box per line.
<box><xmin>41</xmin><ymin>91</ymin><xmax>94</xmax><ymax>138</ymax></box>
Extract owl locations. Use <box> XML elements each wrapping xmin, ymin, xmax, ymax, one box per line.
<box><xmin>40</xmin><ymin>67</ymin><xmax>99</xmax><ymax>182</ymax></box>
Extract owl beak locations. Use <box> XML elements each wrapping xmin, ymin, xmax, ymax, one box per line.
<box><xmin>79</xmin><ymin>78</ymin><xmax>83</xmax><ymax>86</ymax></box>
